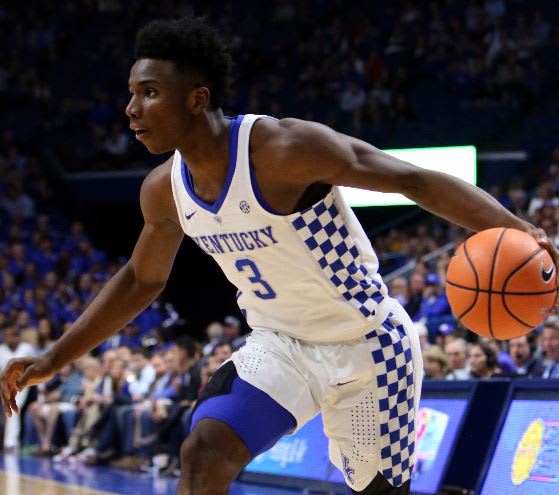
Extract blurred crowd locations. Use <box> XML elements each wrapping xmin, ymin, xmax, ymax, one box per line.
<box><xmin>0</xmin><ymin>319</ymin><xmax>245</xmax><ymax>476</ymax></box>
<box><xmin>2</xmin><ymin>0</ymin><xmax>559</xmax><ymax>171</ymax></box>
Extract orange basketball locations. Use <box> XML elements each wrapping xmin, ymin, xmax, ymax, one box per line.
<box><xmin>446</xmin><ymin>228</ymin><xmax>558</xmax><ymax>340</ymax></box>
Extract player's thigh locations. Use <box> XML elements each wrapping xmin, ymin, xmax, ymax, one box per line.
<box><xmin>323</xmin><ymin>304</ymin><xmax>422</xmax><ymax>491</ymax></box>
<box><xmin>189</xmin><ymin>360</ymin><xmax>297</xmax><ymax>460</ymax></box>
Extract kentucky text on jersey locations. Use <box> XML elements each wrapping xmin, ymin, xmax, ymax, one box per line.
<box><xmin>191</xmin><ymin>225</ymin><xmax>278</xmax><ymax>254</ymax></box>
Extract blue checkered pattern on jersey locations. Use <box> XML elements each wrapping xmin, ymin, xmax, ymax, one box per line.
<box><xmin>291</xmin><ymin>195</ymin><xmax>384</xmax><ymax>319</ymax></box>
<box><xmin>366</xmin><ymin>313</ymin><xmax>416</xmax><ymax>487</ymax></box>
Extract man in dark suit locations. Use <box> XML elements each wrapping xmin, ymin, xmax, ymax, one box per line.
<box><xmin>508</xmin><ymin>334</ymin><xmax>544</xmax><ymax>378</ymax></box>
<box><xmin>542</xmin><ymin>319</ymin><xmax>559</xmax><ymax>379</ymax></box>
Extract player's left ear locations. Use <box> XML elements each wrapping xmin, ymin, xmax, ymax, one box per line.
<box><xmin>189</xmin><ymin>87</ymin><xmax>210</xmax><ymax>115</ymax></box>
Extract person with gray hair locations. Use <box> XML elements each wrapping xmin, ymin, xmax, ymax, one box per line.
<box><xmin>444</xmin><ymin>338</ymin><xmax>470</xmax><ymax>380</ymax></box>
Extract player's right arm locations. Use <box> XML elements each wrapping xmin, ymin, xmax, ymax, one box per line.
<box><xmin>0</xmin><ymin>158</ymin><xmax>184</xmax><ymax>416</ymax></box>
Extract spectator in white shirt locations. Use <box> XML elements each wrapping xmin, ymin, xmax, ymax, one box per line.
<box><xmin>0</xmin><ymin>325</ymin><xmax>36</xmax><ymax>450</ymax></box>
<box><xmin>128</xmin><ymin>348</ymin><xmax>156</xmax><ymax>401</ymax></box>
<box><xmin>528</xmin><ymin>181</ymin><xmax>559</xmax><ymax>217</ymax></box>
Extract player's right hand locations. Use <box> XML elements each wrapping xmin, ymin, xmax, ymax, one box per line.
<box><xmin>0</xmin><ymin>356</ymin><xmax>56</xmax><ymax>416</ymax></box>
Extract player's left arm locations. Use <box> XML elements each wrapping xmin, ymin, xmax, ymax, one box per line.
<box><xmin>264</xmin><ymin>118</ymin><xmax>558</xmax><ymax>265</ymax></box>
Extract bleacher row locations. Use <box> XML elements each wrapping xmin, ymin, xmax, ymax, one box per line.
<box><xmin>3</xmin><ymin>0</ymin><xmax>559</xmax><ymax>172</ymax></box>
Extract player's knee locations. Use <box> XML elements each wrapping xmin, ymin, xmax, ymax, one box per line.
<box><xmin>179</xmin><ymin>436</ymin><xmax>221</xmax><ymax>494</ymax></box>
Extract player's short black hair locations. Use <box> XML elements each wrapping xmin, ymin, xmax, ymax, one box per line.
<box><xmin>134</xmin><ymin>16</ymin><xmax>232</xmax><ymax>110</ymax></box>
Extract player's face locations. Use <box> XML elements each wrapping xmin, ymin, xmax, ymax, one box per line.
<box><xmin>126</xmin><ymin>59</ymin><xmax>194</xmax><ymax>154</ymax></box>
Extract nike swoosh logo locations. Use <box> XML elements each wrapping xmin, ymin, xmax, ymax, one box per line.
<box><xmin>541</xmin><ymin>261</ymin><xmax>555</xmax><ymax>283</ymax></box>
<box><xmin>336</xmin><ymin>379</ymin><xmax>359</xmax><ymax>386</ymax></box>
<box><xmin>185</xmin><ymin>211</ymin><xmax>197</xmax><ymax>221</ymax></box>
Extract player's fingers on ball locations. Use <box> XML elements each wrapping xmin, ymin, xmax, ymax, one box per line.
<box><xmin>536</xmin><ymin>234</ymin><xmax>559</xmax><ymax>267</ymax></box>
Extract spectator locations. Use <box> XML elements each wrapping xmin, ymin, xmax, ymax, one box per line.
<box><xmin>1</xmin><ymin>182</ymin><xmax>36</xmax><ymax>220</ymax></box>
<box><xmin>414</xmin><ymin>273</ymin><xmax>452</xmax><ymax>340</ymax></box>
<box><xmin>434</xmin><ymin>323</ymin><xmax>454</xmax><ymax>350</ymax></box>
<box><xmin>27</xmin><ymin>363</ymin><xmax>83</xmax><ymax>454</ymax></box>
<box><xmin>388</xmin><ymin>277</ymin><xmax>409</xmax><ymax>307</ymax></box>
<box><xmin>104</xmin><ymin>122</ymin><xmax>129</xmax><ymax>157</ymax></box>
<box><xmin>405</xmin><ymin>273</ymin><xmax>424</xmax><ymax>318</ymax></box>
<box><xmin>222</xmin><ymin>316</ymin><xmax>245</xmax><ymax>350</ymax></box>
<box><xmin>468</xmin><ymin>342</ymin><xmax>500</xmax><ymax>379</ymax></box>
<box><xmin>149</xmin><ymin>352</ymin><xmax>167</xmax><ymax>384</ymax></box>
<box><xmin>542</xmin><ymin>318</ymin><xmax>559</xmax><ymax>378</ymax></box>
<box><xmin>508</xmin><ymin>334</ymin><xmax>544</xmax><ymax>377</ymax></box>
<box><xmin>36</xmin><ymin>317</ymin><xmax>56</xmax><ymax>354</ymax></box>
<box><xmin>175</xmin><ymin>336</ymin><xmax>201</xmax><ymax>402</ymax></box>
<box><xmin>445</xmin><ymin>338</ymin><xmax>470</xmax><ymax>380</ymax></box>
<box><xmin>528</xmin><ymin>181</ymin><xmax>559</xmax><ymax>217</ymax></box>
<box><xmin>52</xmin><ymin>356</ymin><xmax>102</xmax><ymax>462</ymax></box>
<box><xmin>200</xmin><ymin>343</ymin><xmax>233</xmax><ymax>392</ymax></box>
<box><xmin>423</xmin><ymin>346</ymin><xmax>448</xmax><ymax>380</ymax></box>
<box><xmin>128</xmin><ymin>348</ymin><xmax>156</xmax><ymax>402</ymax></box>
<box><xmin>339</xmin><ymin>80</ymin><xmax>366</xmax><ymax>112</ymax></box>
<box><xmin>493</xmin><ymin>339</ymin><xmax>516</xmax><ymax>375</ymax></box>
<box><xmin>73</xmin><ymin>357</ymin><xmax>132</xmax><ymax>463</ymax></box>
<box><xmin>202</xmin><ymin>321</ymin><xmax>224</xmax><ymax>357</ymax></box>
<box><xmin>116</xmin><ymin>345</ymin><xmax>132</xmax><ymax>363</ymax></box>
<box><xmin>0</xmin><ymin>325</ymin><xmax>36</xmax><ymax>451</ymax></box>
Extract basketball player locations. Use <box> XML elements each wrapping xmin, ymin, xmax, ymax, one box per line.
<box><xmin>1</xmin><ymin>17</ymin><xmax>557</xmax><ymax>495</ymax></box>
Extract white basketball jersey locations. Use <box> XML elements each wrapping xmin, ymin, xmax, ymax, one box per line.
<box><xmin>170</xmin><ymin>114</ymin><xmax>391</xmax><ymax>343</ymax></box>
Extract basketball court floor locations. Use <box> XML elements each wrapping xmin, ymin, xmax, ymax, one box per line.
<box><xmin>0</xmin><ymin>454</ymin><xmax>304</xmax><ymax>495</ymax></box>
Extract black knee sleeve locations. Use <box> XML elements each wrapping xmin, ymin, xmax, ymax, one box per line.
<box><xmin>348</xmin><ymin>472</ymin><xmax>411</xmax><ymax>495</ymax></box>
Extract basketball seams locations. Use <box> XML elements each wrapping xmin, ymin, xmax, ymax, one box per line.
<box><xmin>500</xmin><ymin>246</ymin><xmax>549</xmax><ymax>330</ymax></box>
<box><xmin>447</xmin><ymin>229</ymin><xmax>557</xmax><ymax>340</ymax></box>
<box><xmin>501</xmin><ymin>297</ymin><xmax>537</xmax><ymax>329</ymax></box>
<box><xmin>487</xmin><ymin>228</ymin><xmax>507</xmax><ymax>339</ymax></box>
<box><xmin>501</xmin><ymin>247</ymin><xmax>546</xmax><ymax>292</ymax></box>
<box><xmin>446</xmin><ymin>280</ymin><xmax>557</xmax><ymax>296</ymax></box>
<box><xmin>456</xmin><ymin>240</ymin><xmax>479</xmax><ymax>321</ymax></box>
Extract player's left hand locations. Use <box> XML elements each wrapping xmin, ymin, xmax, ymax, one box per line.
<box><xmin>530</xmin><ymin>227</ymin><xmax>559</xmax><ymax>268</ymax></box>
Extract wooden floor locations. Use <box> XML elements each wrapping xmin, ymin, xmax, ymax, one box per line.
<box><xmin>0</xmin><ymin>469</ymin><xmax>118</xmax><ymax>495</ymax></box>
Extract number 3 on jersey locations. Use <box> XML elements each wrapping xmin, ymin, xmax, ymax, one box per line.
<box><xmin>235</xmin><ymin>259</ymin><xmax>277</xmax><ymax>300</ymax></box>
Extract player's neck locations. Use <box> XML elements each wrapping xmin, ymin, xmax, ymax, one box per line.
<box><xmin>177</xmin><ymin>110</ymin><xmax>231</xmax><ymax>184</ymax></box>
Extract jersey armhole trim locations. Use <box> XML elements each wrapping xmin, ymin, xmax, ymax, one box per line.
<box><xmin>248</xmin><ymin>156</ymin><xmax>281</xmax><ymax>215</ymax></box>
<box><xmin>170</xmin><ymin>151</ymin><xmax>189</xmax><ymax>233</ymax></box>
